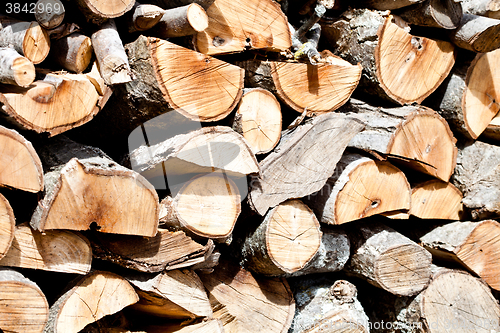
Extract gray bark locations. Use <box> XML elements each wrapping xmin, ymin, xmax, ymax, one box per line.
<box><xmin>450</xmin><ymin>14</ymin><xmax>500</xmax><ymax>52</ymax></box>
<box><xmin>462</xmin><ymin>0</ymin><xmax>500</xmax><ymax>19</ymax></box>
<box><xmin>397</xmin><ymin>0</ymin><xmax>462</xmax><ymax>29</ymax></box>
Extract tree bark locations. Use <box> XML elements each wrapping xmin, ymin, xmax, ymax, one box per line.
<box><xmin>34</xmin><ymin>0</ymin><xmax>65</xmax><ymax>29</ymax></box>
<box><xmin>73</xmin><ymin>0</ymin><xmax>135</xmax><ymax>24</ymax></box>
<box><xmin>397</xmin><ymin>0</ymin><xmax>462</xmax><ymax>29</ymax></box>
<box><xmin>128</xmin><ymin>3</ymin><xmax>164</xmax><ymax>32</ymax></box>
<box><xmin>450</xmin><ymin>14</ymin><xmax>500</xmax><ymax>52</ymax></box>
<box><xmin>0</xmin><ymin>193</ymin><xmax>15</xmax><ymax>261</ymax></box>
<box><xmin>51</xmin><ymin>33</ymin><xmax>93</xmax><ymax>73</ymax></box>
<box><xmin>410</xmin><ymin>180</ymin><xmax>463</xmax><ymax>219</ymax></box>
<box><xmin>462</xmin><ymin>0</ymin><xmax>500</xmax><ymax>19</ymax></box>
<box><xmin>154</xmin><ymin>4</ymin><xmax>208</xmax><ymax>38</ymax></box>
<box><xmin>0</xmin><ymin>47</ymin><xmax>35</xmax><ymax>87</ymax></box>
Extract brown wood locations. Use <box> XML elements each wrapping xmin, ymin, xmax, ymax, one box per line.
<box><xmin>0</xmin><ymin>47</ymin><xmax>35</xmax><ymax>87</ymax></box>
<box><xmin>0</xmin><ymin>194</ymin><xmax>15</xmax><ymax>261</ymax></box>
<box><xmin>0</xmin><ymin>268</ymin><xmax>49</xmax><ymax>333</ymax></box>
<box><xmin>74</xmin><ymin>0</ymin><xmax>135</xmax><ymax>24</ymax></box>
<box><xmin>51</xmin><ymin>33</ymin><xmax>93</xmax><ymax>73</ymax></box>
<box><xmin>450</xmin><ymin>14</ymin><xmax>500</xmax><ymax>52</ymax></box>
<box><xmin>34</xmin><ymin>0</ymin><xmax>65</xmax><ymax>29</ymax></box>
<box><xmin>410</xmin><ymin>180</ymin><xmax>463</xmax><ymax>219</ymax></box>
<box><xmin>128</xmin><ymin>3</ymin><xmax>165</xmax><ymax>32</ymax></box>
<box><xmin>0</xmin><ymin>125</ymin><xmax>43</xmax><ymax>192</ymax></box>
<box><xmin>397</xmin><ymin>0</ymin><xmax>462</xmax><ymax>29</ymax></box>
<box><xmin>155</xmin><ymin>4</ymin><xmax>208</xmax><ymax>38</ymax></box>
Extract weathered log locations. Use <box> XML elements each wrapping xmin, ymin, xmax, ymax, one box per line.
<box><xmin>410</xmin><ymin>180</ymin><xmax>463</xmax><ymax>219</ymax></box>
<box><xmin>128</xmin><ymin>3</ymin><xmax>165</xmax><ymax>32</ymax></box>
<box><xmin>0</xmin><ymin>268</ymin><xmax>49</xmax><ymax>333</ymax></box>
<box><xmin>126</xmin><ymin>269</ymin><xmax>212</xmax><ymax>319</ymax></box>
<box><xmin>154</xmin><ymin>4</ymin><xmax>208</xmax><ymax>38</ymax></box>
<box><xmin>248</xmin><ymin>113</ymin><xmax>364</xmax><ymax>216</ymax></box>
<box><xmin>239</xmin><ymin>57</ymin><xmax>361</xmax><ymax>115</ymax></box>
<box><xmin>46</xmin><ymin>22</ymin><xmax>80</xmax><ymax>40</ymax></box>
<box><xmin>34</xmin><ymin>0</ymin><xmax>65</xmax><ymax>29</ymax></box>
<box><xmin>355</xmin><ymin>0</ymin><xmax>425</xmax><ymax>10</ymax></box>
<box><xmin>305</xmin><ymin>153</ymin><xmax>411</xmax><ymax>225</ymax></box>
<box><xmin>232</xmin><ymin>88</ymin><xmax>282</xmax><ymax>154</ymax></box>
<box><xmin>397</xmin><ymin>0</ymin><xmax>462</xmax><ymax>29</ymax></box>
<box><xmin>30</xmin><ymin>136</ymin><xmax>159</xmax><ymax>236</ymax></box>
<box><xmin>44</xmin><ymin>271</ymin><xmax>139</xmax><ymax>333</ymax></box>
<box><xmin>0</xmin><ymin>193</ymin><xmax>15</xmax><ymax>261</ymax></box>
<box><xmin>462</xmin><ymin>0</ymin><xmax>500</xmax><ymax>19</ymax></box>
<box><xmin>450</xmin><ymin>14</ymin><xmax>500</xmax><ymax>52</ymax></box>
<box><xmin>50</xmin><ymin>33</ymin><xmax>93</xmax><ymax>73</ymax></box>
<box><xmin>0</xmin><ymin>15</ymin><xmax>50</xmax><ymax>64</ymax></box>
<box><xmin>73</xmin><ymin>0</ymin><xmax>135</xmax><ymax>24</ymax></box>
<box><xmin>0</xmin><ymin>47</ymin><xmax>35</xmax><ymax>87</ymax></box>
<box><xmin>344</xmin><ymin>221</ymin><xmax>432</xmax><ymax>296</ymax></box>
<box><xmin>200</xmin><ymin>259</ymin><xmax>295</xmax><ymax>333</ymax></box>
<box><xmin>0</xmin><ymin>222</ymin><xmax>91</xmax><ymax>274</ymax></box>
<box><xmin>194</xmin><ymin>0</ymin><xmax>291</xmax><ymax>54</ymax></box>
<box><xmin>322</xmin><ymin>9</ymin><xmax>456</xmax><ymax>105</ymax></box>
<box><xmin>0</xmin><ymin>125</ymin><xmax>43</xmax><ymax>192</ymax></box>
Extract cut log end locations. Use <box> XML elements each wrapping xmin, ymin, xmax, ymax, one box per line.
<box><xmin>187</xmin><ymin>3</ymin><xmax>209</xmax><ymax>32</ymax></box>
<box><xmin>0</xmin><ymin>194</ymin><xmax>15</xmax><ymax>261</ymax></box>
<box><xmin>11</xmin><ymin>55</ymin><xmax>36</xmax><ymax>87</ymax></box>
<box><xmin>410</xmin><ymin>180</ymin><xmax>463</xmax><ymax>219</ymax></box>
<box><xmin>83</xmin><ymin>0</ymin><xmax>135</xmax><ymax>18</ymax></box>
<box><xmin>23</xmin><ymin>21</ymin><xmax>51</xmax><ymax>64</ymax></box>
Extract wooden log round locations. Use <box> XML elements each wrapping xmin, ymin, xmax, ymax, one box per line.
<box><xmin>0</xmin><ymin>47</ymin><xmax>35</xmax><ymax>87</ymax></box>
<box><xmin>155</xmin><ymin>4</ymin><xmax>209</xmax><ymax>38</ymax></box>
<box><xmin>51</xmin><ymin>33</ymin><xmax>93</xmax><ymax>73</ymax></box>
<box><xmin>34</xmin><ymin>0</ymin><xmax>65</xmax><ymax>29</ymax></box>
<box><xmin>0</xmin><ymin>194</ymin><xmax>15</xmax><ymax>261</ymax></box>
<box><xmin>74</xmin><ymin>0</ymin><xmax>135</xmax><ymax>24</ymax></box>
<box><xmin>450</xmin><ymin>14</ymin><xmax>500</xmax><ymax>52</ymax></box>
<box><xmin>410</xmin><ymin>180</ymin><xmax>463</xmax><ymax>220</ymax></box>
<box><xmin>128</xmin><ymin>3</ymin><xmax>165</xmax><ymax>32</ymax></box>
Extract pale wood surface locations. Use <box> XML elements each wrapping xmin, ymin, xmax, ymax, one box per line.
<box><xmin>51</xmin><ymin>33</ymin><xmax>93</xmax><ymax>73</ymax></box>
<box><xmin>450</xmin><ymin>14</ymin><xmax>500</xmax><ymax>52</ymax></box>
<box><xmin>0</xmin><ymin>193</ymin><xmax>15</xmax><ymax>261</ymax></box>
<box><xmin>74</xmin><ymin>0</ymin><xmax>135</xmax><ymax>24</ymax></box>
<box><xmin>462</xmin><ymin>0</ymin><xmax>500</xmax><ymax>19</ymax></box>
<box><xmin>0</xmin><ymin>47</ymin><xmax>35</xmax><ymax>87</ymax></box>
<box><xmin>410</xmin><ymin>180</ymin><xmax>463</xmax><ymax>219</ymax></box>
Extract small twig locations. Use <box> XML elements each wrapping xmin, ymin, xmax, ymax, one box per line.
<box><xmin>296</xmin><ymin>2</ymin><xmax>326</xmax><ymax>39</ymax></box>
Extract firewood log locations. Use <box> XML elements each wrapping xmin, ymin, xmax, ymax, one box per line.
<box><xmin>483</xmin><ymin>112</ymin><xmax>500</xmax><ymax>141</ymax></box>
<box><xmin>30</xmin><ymin>136</ymin><xmax>159</xmax><ymax>236</ymax></box>
<box><xmin>0</xmin><ymin>268</ymin><xmax>49</xmax><ymax>333</ymax></box>
<box><xmin>289</xmin><ymin>279</ymin><xmax>369</xmax><ymax>333</ymax></box>
<box><xmin>239</xmin><ymin>57</ymin><xmax>362</xmax><ymax>115</ymax></box>
<box><xmin>148</xmin><ymin>0</ymin><xmax>215</xmax><ymax>10</ymax></box>
<box><xmin>451</xmin><ymin>140</ymin><xmax>500</xmax><ymax>220</ymax></box>
<box><xmin>34</xmin><ymin>0</ymin><xmax>65</xmax><ymax>29</ymax></box>
<box><xmin>0</xmin><ymin>222</ymin><xmax>91</xmax><ymax>274</ymax></box>
<box><xmin>322</xmin><ymin>9</ymin><xmax>456</xmax><ymax>105</ymax></box>
<box><xmin>396</xmin><ymin>0</ymin><xmax>462</xmax><ymax>29</ymax></box>
<box><xmin>355</xmin><ymin>0</ymin><xmax>425</xmax><ymax>10</ymax></box>
<box><xmin>0</xmin><ymin>47</ymin><xmax>35</xmax><ymax>87</ymax></box>
<box><xmin>410</xmin><ymin>180</ymin><xmax>463</xmax><ymax>219</ymax></box>
<box><xmin>45</xmin><ymin>22</ymin><xmax>79</xmax><ymax>40</ymax></box>
<box><xmin>305</xmin><ymin>153</ymin><xmax>411</xmax><ymax>225</ymax></box>
<box><xmin>427</xmin><ymin>49</ymin><xmax>500</xmax><ymax>140</ymax></box>
<box><xmin>141</xmin><ymin>319</ymin><xmax>224</xmax><ymax>333</ymax></box>
<box><xmin>0</xmin><ymin>70</ymin><xmax>111</xmax><ymax>136</ymax></box>
<box><xmin>240</xmin><ymin>199</ymin><xmax>322</xmax><ymax>276</ymax></box>
<box><xmin>462</xmin><ymin>0</ymin><xmax>500</xmax><ymax>19</ymax></box>
<box><xmin>344</xmin><ymin>221</ymin><xmax>432</xmax><ymax>296</ymax></box>
<box><xmin>128</xmin><ymin>3</ymin><xmax>165</xmax><ymax>32</ymax></box>
<box><xmin>0</xmin><ymin>125</ymin><xmax>43</xmax><ymax>192</ymax></box>
<box><xmin>450</xmin><ymin>14</ymin><xmax>500</xmax><ymax>52</ymax></box>
<box><xmin>0</xmin><ymin>15</ymin><xmax>50</xmax><ymax>64</ymax></box>
<box><xmin>194</xmin><ymin>0</ymin><xmax>291</xmax><ymax>55</ymax></box>
<box><xmin>200</xmin><ymin>259</ymin><xmax>295</xmax><ymax>333</ymax></box>
<box><xmin>89</xmin><ymin>229</ymin><xmax>216</xmax><ymax>273</ymax></box>
<box><xmin>160</xmin><ymin>173</ymin><xmax>241</xmax><ymax>243</ymax></box>
<box><xmin>248</xmin><ymin>113</ymin><xmax>364</xmax><ymax>215</ymax></box>
<box><xmin>126</xmin><ymin>269</ymin><xmax>212</xmax><ymax>319</ymax></box>
<box><xmin>50</xmin><ymin>33</ymin><xmax>93</xmax><ymax>73</ymax></box>
<box><xmin>232</xmin><ymin>88</ymin><xmax>282</xmax><ymax>155</ymax></box>
<box><xmin>0</xmin><ymin>194</ymin><xmax>14</xmax><ymax>261</ymax></box>
<box><xmin>420</xmin><ymin>220</ymin><xmax>500</xmax><ymax>291</ymax></box>
<box><xmin>44</xmin><ymin>271</ymin><xmax>139</xmax><ymax>333</ymax></box>
<box><xmin>73</xmin><ymin>0</ymin><xmax>135</xmax><ymax>25</ymax></box>
<box><xmin>342</xmin><ymin>99</ymin><xmax>457</xmax><ymax>182</ymax></box>
<box><xmin>154</xmin><ymin>4</ymin><xmax>208</xmax><ymax>38</ymax></box>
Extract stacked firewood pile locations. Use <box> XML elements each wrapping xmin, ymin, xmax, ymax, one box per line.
<box><xmin>1</xmin><ymin>0</ymin><xmax>500</xmax><ymax>332</ymax></box>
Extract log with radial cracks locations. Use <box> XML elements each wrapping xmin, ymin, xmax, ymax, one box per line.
<box><xmin>195</xmin><ymin>0</ymin><xmax>291</xmax><ymax>55</ymax></box>
<box><xmin>200</xmin><ymin>259</ymin><xmax>295</xmax><ymax>333</ymax></box>
<box><xmin>30</xmin><ymin>136</ymin><xmax>159</xmax><ymax>236</ymax></box>
<box><xmin>322</xmin><ymin>9</ymin><xmax>456</xmax><ymax>105</ymax></box>
<box><xmin>342</xmin><ymin>99</ymin><xmax>457</xmax><ymax>182</ymax></box>
<box><xmin>0</xmin><ymin>222</ymin><xmax>91</xmax><ymax>274</ymax></box>
<box><xmin>305</xmin><ymin>153</ymin><xmax>411</xmax><ymax>225</ymax></box>
<box><xmin>0</xmin><ymin>125</ymin><xmax>43</xmax><ymax>192</ymax></box>
<box><xmin>0</xmin><ymin>70</ymin><xmax>111</xmax><ymax>136</ymax></box>
<box><xmin>44</xmin><ymin>271</ymin><xmax>139</xmax><ymax>333</ymax></box>
<box><xmin>0</xmin><ymin>47</ymin><xmax>35</xmax><ymax>87</ymax></box>
<box><xmin>73</xmin><ymin>0</ymin><xmax>135</xmax><ymax>24</ymax></box>
<box><xmin>239</xmin><ymin>57</ymin><xmax>361</xmax><ymax>116</ymax></box>
<box><xmin>344</xmin><ymin>221</ymin><xmax>432</xmax><ymax>296</ymax></box>
<box><xmin>0</xmin><ymin>268</ymin><xmax>49</xmax><ymax>333</ymax></box>
<box><xmin>450</xmin><ymin>14</ymin><xmax>500</xmax><ymax>52</ymax></box>
<box><xmin>126</xmin><ymin>269</ymin><xmax>212</xmax><ymax>319</ymax></box>
<box><xmin>248</xmin><ymin>113</ymin><xmax>364</xmax><ymax>216</ymax></box>
<box><xmin>410</xmin><ymin>180</ymin><xmax>463</xmax><ymax>219</ymax></box>
<box><xmin>0</xmin><ymin>194</ymin><xmax>15</xmax><ymax>261</ymax></box>
<box><xmin>240</xmin><ymin>199</ymin><xmax>322</xmax><ymax>276</ymax></box>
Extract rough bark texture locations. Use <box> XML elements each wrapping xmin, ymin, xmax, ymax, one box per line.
<box><xmin>462</xmin><ymin>0</ymin><xmax>500</xmax><ymax>19</ymax></box>
<box><xmin>0</xmin><ymin>47</ymin><xmax>35</xmax><ymax>87</ymax></box>
<box><xmin>154</xmin><ymin>4</ymin><xmax>208</xmax><ymax>38</ymax></box>
<box><xmin>397</xmin><ymin>0</ymin><xmax>462</xmax><ymax>29</ymax></box>
<box><xmin>450</xmin><ymin>14</ymin><xmax>500</xmax><ymax>52</ymax></box>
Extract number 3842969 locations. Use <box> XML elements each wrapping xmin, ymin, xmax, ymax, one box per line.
<box><xmin>6</xmin><ymin>2</ymin><xmax>62</xmax><ymax>14</ymax></box>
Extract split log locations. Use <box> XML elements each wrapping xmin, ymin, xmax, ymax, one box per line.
<box><xmin>344</xmin><ymin>221</ymin><xmax>432</xmax><ymax>296</ymax></box>
<box><xmin>322</xmin><ymin>9</ymin><xmax>456</xmax><ymax>105</ymax></box>
<box><xmin>0</xmin><ymin>194</ymin><xmax>15</xmax><ymax>261</ymax></box>
<box><xmin>73</xmin><ymin>0</ymin><xmax>135</xmax><ymax>24</ymax></box>
<box><xmin>289</xmin><ymin>279</ymin><xmax>369</xmax><ymax>333</ymax></box>
<box><xmin>89</xmin><ymin>228</ymin><xmax>215</xmax><ymax>272</ymax></box>
<box><xmin>451</xmin><ymin>140</ymin><xmax>500</xmax><ymax>220</ymax></box>
<box><xmin>0</xmin><ymin>70</ymin><xmax>111</xmax><ymax>136</ymax></box>
<box><xmin>154</xmin><ymin>4</ymin><xmax>209</xmax><ymax>38</ymax></box>
<box><xmin>450</xmin><ymin>14</ymin><xmax>500</xmax><ymax>52</ymax></box>
<box><xmin>248</xmin><ymin>113</ymin><xmax>364</xmax><ymax>215</ymax></box>
<box><xmin>34</xmin><ymin>0</ymin><xmax>65</xmax><ymax>29</ymax></box>
<box><xmin>462</xmin><ymin>0</ymin><xmax>500</xmax><ymax>19</ymax></box>
<box><xmin>50</xmin><ymin>33</ymin><xmax>93</xmax><ymax>73</ymax></box>
<box><xmin>420</xmin><ymin>220</ymin><xmax>500</xmax><ymax>291</ymax></box>
<box><xmin>159</xmin><ymin>173</ymin><xmax>241</xmax><ymax>243</ymax></box>
<box><xmin>91</xmin><ymin>19</ymin><xmax>133</xmax><ymax>85</ymax></box>
<box><xmin>240</xmin><ymin>199</ymin><xmax>322</xmax><ymax>276</ymax></box>
<box><xmin>128</xmin><ymin>3</ymin><xmax>165</xmax><ymax>32</ymax></box>
<box><xmin>126</xmin><ymin>269</ymin><xmax>212</xmax><ymax>319</ymax></box>
<box><xmin>410</xmin><ymin>180</ymin><xmax>463</xmax><ymax>219</ymax></box>
<box><xmin>30</xmin><ymin>136</ymin><xmax>159</xmax><ymax>236</ymax></box>
<box><xmin>194</xmin><ymin>0</ymin><xmax>291</xmax><ymax>54</ymax></box>
<box><xmin>0</xmin><ymin>222</ymin><xmax>91</xmax><ymax>274</ymax></box>
<box><xmin>305</xmin><ymin>153</ymin><xmax>411</xmax><ymax>225</ymax></box>
<box><xmin>0</xmin><ymin>47</ymin><xmax>35</xmax><ymax>87</ymax></box>
<box><xmin>200</xmin><ymin>259</ymin><xmax>295</xmax><ymax>333</ymax></box>
<box><xmin>396</xmin><ymin>0</ymin><xmax>462</xmax><ymax>29</ymax></box>
<box><xmin>342</xmin><ymin>98</ymin><xmax>457</xmax><ymax>182</ymax></box>
<box><xmin>427</xmin><ymin>49</ymin><xmax>500</xmax><ymax>140</ymax></box>
<box><xmin>0</xmin><ymin>268</ymin><xmax>49</xmax><ymax>333</ymax></box>
<box><xmin>44</xmin><ymin>271</ymin><xmax>139</xmax><ymax>333</ymax></box>
<box><xmin>232</xmin><ymin>88</ymin><xmax>282</xmax><ymax>154</ymax></box>
<box><xmin>0</xmin><ymin>125</ymin><xmax>43</xmax><ymax>192</ymax></box>
<box><xmin>355</xmin><ymin>0</ymin><xmax>425</xmax><ymax>10</ymax></box>
<box><xmin>239</xmin><ymin>57</ymin><xmax>362</xmax><ymax>116</ymax></box>
<box><xmin>483</xmin><ymin>112</ymin><xmax>500</xmax><ymax>141</ymax></box>
<box><xmin>0</xmin><ymin>15</ymin><xmax>50</xmax><ymax>64</ymax></box>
